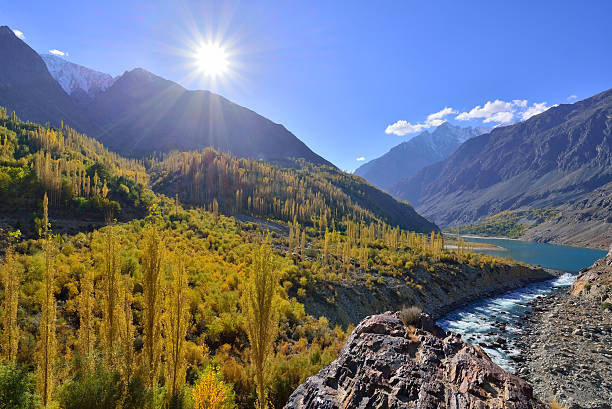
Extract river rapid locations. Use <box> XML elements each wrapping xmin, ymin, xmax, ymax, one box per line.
<box><xmin>436</xmin><ymin>237</ymin><xmax>607</xmax><ymax>373</ymax></box>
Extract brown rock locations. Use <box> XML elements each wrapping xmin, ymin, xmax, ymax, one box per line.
<box><xmin>284</xmin><ymin>312</ymin><xmax>545</xmax><ymax>409</ymax></box>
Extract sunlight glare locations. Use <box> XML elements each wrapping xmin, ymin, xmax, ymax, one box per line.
<box><xmin>195</xmin><ymin>43</ymin><xmax>228</xmax><ymax>77</ymax></box>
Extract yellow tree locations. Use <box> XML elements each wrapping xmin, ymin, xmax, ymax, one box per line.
<box><xmin>141</xmin><ymin>224</ymin><xmax>164</xmax><ymax>392</ymax></box>
<box><xmin>76</xmin><ymin>268</ymin><xmax>95</xmax><ymax>371</ymax></box>
<box><xmin>240</xmin><ymin>241</ymin><xmax>280</xmax><ymax>409</ymax></box>
<box><xmin>0</xmin><ymin>231</ymin><xmax>22</xmax><ymax>362</ymax></box>
<box><xmin>164</xmin><ymin>252</ymin><xmax>189</xmax><ymax>400</ymax></box>
<box><xmin>192</xmin><ymin>366</ymin><xmax>236</xmax><ymax>409</ymax></box>
<box><xmin>100</xmin><ymin>223</ymin><xmax>121</xmax><ymax>368</ymax></box>
<box><xmin>37</xmin><ymin>193</ymin><xmax>56</xmax><ymax>407</ymax></box>
<box><xmin>119</xmin><ymin>274</ymin><xmax>134</xmax><ymax>385</ymax></box>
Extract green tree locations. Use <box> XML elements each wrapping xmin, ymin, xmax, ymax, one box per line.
<box><xmin>241</xmin><ymin>241</ymin><xmax>281</xmax><ymax>409</ymax></box>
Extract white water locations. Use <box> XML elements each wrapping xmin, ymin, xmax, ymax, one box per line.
<box><xmin>436</xmin><ymin>273</ymin><xmax>575</xmax><ymax>373</ymax></box>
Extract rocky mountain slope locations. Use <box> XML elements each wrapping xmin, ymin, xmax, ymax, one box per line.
<box><xmin>520</xmin><ymin>181</ymin><xmax>612</xmax><ymax>250</ymax></box>
<box><xmin>392</xmin><ymin>89</ymin><xmax>612</xmax><ymax>228</ymax></box>
<box><xmin>0</xmin><ymin>25</ymin><xmax>330</xmax><ymax>165</ymax></box>
<box><xmin>355</xmin><ymin>123</ymin><xmax>488</xmax><ymax>191</ymax></box>
<box><xmin>41</xmin><ymin>53</ymin><xmax>115</xmax><ymax>102</ymax></box>
<box><xmin>85</xmin><ymin>68</ymin><xmax>331</xmax><ymax>164</ymax></box>
<box><xmin>0</xmin><ymin>26</ymin><xmax>89</xmax><ymax>130</ymax></box>
<box><xmin>517</xmin><ymin>249</ymin><xmax>612</xmax><ymax>408</ymax></box>
<box><xmin>285</xmin><ymin>312</ymin><xmax>546</xmax><ymax>409</ymax></box>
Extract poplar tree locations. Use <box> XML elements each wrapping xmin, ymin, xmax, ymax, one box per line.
<box><xmin>241</xmin><ymin>241</ymin><xmax>280</xmax><ymax>409</ymax></box>
<box><xmin>165</xmin><ymin>252</ymin><xmax>189</xmax><ymax>401</ymax></box>
<box><xmin>1</xmin><ymin>231</ymin><xmax>22</xmax><ymax>362</ymax></box>
<box><xmin>76</xmin><ymin>268</ymin><xmax>95</xmax><ymax>371</ymax></box>
<box><xmin>142</xmin><ymin>224</ymin><xmax>164</xmax><ymax>392</ymax></box>
<box><xmin>119</xmin><ymin>274</ymin><xmax>134</xmax><ymax>385</ymax></box>
<box><xmin>100</xmin><ymin>222</ymin><xmax>121</xmax><ymax>368</ymax></box>
<box><xmin>37</xmin><ymin>193</ymin><xmax>56</xmax><ymax>407</ymax></box>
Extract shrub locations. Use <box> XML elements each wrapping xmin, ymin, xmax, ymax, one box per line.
<box><xmin>399</xmin><ymin>306</ymin><xmax>422</xmax><ymax>327</ymax></box>
<box><xmin>0</xmin><ymin>363</ymin><xmax>38</xmax><ymax>409</ymax></box>
<box><xmin>550</xmin><ymin>400</ymin><xmax>567</xmax><ymax>409</ymax></box>
<box><xmin>192</xmin><ymin>366</ymin><xmax>236</xmax><ymax>409</ymax></box>
<box><xmin>601</xmin><ymin>302</ymin><xmax>612</xmax><ymax>310</ymax></box>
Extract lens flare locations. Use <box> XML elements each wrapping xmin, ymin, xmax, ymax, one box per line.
<box><xmin>195</xmin><ymin>43</ymin><xmax>228</xmax><ymax>77</ymax></box>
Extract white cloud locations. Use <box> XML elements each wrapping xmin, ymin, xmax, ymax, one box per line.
<box><xmin>567</xmin><ymin>94</ymin><xmax>578</xmax><ymax>102</ymax></box>
<box><xmin>12</xmin><ymin>29</ymin><xmax>25</xmax><ymax>39</ymax></box>
<box><xmin>483</xmin><ymin>111</ymin><xmax>514</xmax><ymax>123</ymax></box>
<box><xmin>48</xmin><ymin>49</ymin><xmax>66</xmax><ymax>56</ymax></box>
<box><xmin>521</xmin><ymin>102</ymin><xmax>556</xmax><ymax>120</ymax></box>
<box><xmin>386</xmin><ymin>97</ymin><xmax>561</xmax><ymax>135</ymax></box>
<box><xmin>356</xmin><ymin>156</ymin><xmax>365</xmax><ymax>161</ymax></box>
<box><xmin>385</xmin><ymin>106</ymin><xmax>457</xmax><ymax>136</ymax></box>
<box><xmin>455</xmin><ymin>100</ymin><xmax>515</xmax><ymax>122</ymax></box>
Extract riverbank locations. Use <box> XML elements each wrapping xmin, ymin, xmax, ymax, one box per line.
<box><xmin>515</xmin><ymin>251</ymin><xmax>612</xmax><ymax>408</ymax></box>
<box><xmin>303</xmin><ymin>262</ymin><xmax>557</xmax><ymax>327</ymax></box>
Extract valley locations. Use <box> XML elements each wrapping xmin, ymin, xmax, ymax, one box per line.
<box><xmin>1</xmin><ymin>6</ymin><xmax>611</xmax><ymax>408</ymax></box>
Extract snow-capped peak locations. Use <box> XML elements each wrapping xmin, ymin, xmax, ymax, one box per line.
<box><xmin>41</xmin><ymin>53</ymin><xmax>115</xmax><ymax>98</ymax></box>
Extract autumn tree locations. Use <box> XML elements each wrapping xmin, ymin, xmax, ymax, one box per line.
<box><xmin>37</xmin><ymin>193</ymin><xmax>57</xmax><ymax>406</ymax></box>
<box><xmin>164</xmin><ymin>252</ymin><xmax>189</xmax><ymax>401</ymax></box>
<box><xmin>119</xmin><ymin>274</ymin><xmax>134</xmax><ymax>386</ymax></box>
<box><xmin>99</xmin><ymin>222</ymin><xmax>121</xmax><ymax>368</ymax></box>
<box><xmin>141</xmin><ymin>223</ymin><xmax>164</xmax><ymax>392</ymax></box>
<box><xmin>241</xmin><ymin>241</ymin><xmax>281</xmax><ymax>409</ymax></box>
<box><xmin>76</xmin><ymin>267</ymin><xmax>95</xmax><ymax>371</ymax></box>
<box><xmin>192</xmin><ymin>366</ymin><xmax>236</xmax><ymax>409</ymax></box>
<box><xmin>1</xmin><ymin>230</ymin><xmax>22</xmax><ymax>362</ymax></box>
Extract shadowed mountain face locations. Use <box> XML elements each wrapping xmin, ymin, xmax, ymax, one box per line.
<box><xmin>392</xmin><ymin>88</ymin><xmax>612</xmax><ymax>227</ymax></box>
<box><xmin>0</xmin><ymin>26</ymin><xmax>89</xmax><ymax>130</ymax></box>
<box><xmin>354</xmin><ymin>123</ymin><xmax>488</xmax><ymax>191</ymax></box>
<box><xmin>0</xmin><ymin>26</ymin><xmax>330</xmax><ymax>165</ymax></box>
<box><xmin>86</xmin><ymin>68</ymin><xmax>332</xmax><ymax>164</ymax></box>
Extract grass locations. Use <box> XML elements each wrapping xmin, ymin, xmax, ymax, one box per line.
<box><xmin>399</xmin><ymin>306</ymin><xmax>422</xmax><ymax>327</ymax></box>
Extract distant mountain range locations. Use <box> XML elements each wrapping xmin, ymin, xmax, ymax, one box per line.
<box><xmin>0</xmin><ymin>25</ymin><xmax>330</xmax><ymax>165</ymax></box>
<box><xmin>392</xmin><ymin>88</ymin><xmax>612</xmax><ymax>248</ymax></box>
<box><xmin>354</xmin><ymin>123</ymin><xmax>489</xmax><ymax>191</ymax></box>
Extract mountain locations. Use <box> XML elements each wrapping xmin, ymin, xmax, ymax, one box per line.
<box><xmin>0</xmin><ymin>26</ymin><xmax>89</xmax><ymax>130</ymax></box>
<box><xmin>520</xmin><ymin>181</ymin><xmax>612</xmax><ymax>249</ymax></box>
<box><xmin>84</xmin><ymin>68</ymin><xmax>331</xmax><ymax>164</ymax></box>
<box><xmin>354</xmin><ymin>123</ymin><xmax>488</xmax><ymax>191</ymax></box>
<box><xmin>0</xmin><ymin>26</ymin><xmax>330</xmax><ymax>166</ymax></box>
<box><xmin>41</xmin><ymin>53</ymin><xmax>115</xmax><ymax>103</ymax></box>
<box><xmin>392</xmin><ymin>88</ymin><xmax>612</xmax><ymax>228</ymax></box>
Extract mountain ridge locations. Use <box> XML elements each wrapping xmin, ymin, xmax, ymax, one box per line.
<box><xmin>355</xmin><ymin>123</ymin><xmax>488</xmax><ymax>191</ymax></box>
<box><xmin>392</xmin><ymin>88</ymin><xmax>612</xmax><ymax>228</ymax></box>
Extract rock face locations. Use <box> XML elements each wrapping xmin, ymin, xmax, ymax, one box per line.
<box><xmin>517</xmin><ymin>249</ymin><xmax>612</xmax><ymax>408</ymax></box>
<box><xmin>285</xmin><ymin>312</ymin><xmax>545</xmax><ymax>409</ymax></box>
<box><xmin>392</xmin><ymin>89</ymin><xmax>612</xmax><ymax>229</ymax></box>
<box><xmin>520</xmin><ymin>182</ymin><xmax>612</xmax><ymax>250</ymax></box>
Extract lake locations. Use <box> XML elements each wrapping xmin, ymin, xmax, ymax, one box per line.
<box><xmin>437</xmin><ymin>237</ymin><xmax>607</xmax><ymax>372</ymax></box>
<box><xmin>459</xmin><ymin>236</ymin><xmax>607</xmax><ymax>272</ymax></box>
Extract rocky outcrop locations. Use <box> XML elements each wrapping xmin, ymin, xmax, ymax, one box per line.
<box><xmin>517</xmin><ymin>249</ymin><xmax>612</xmax><ymax>408</ymax></box>
<box><xmin>285</xmin><ymin>312</ymin><xmax>545</xmax><ymax>409</ymax></box>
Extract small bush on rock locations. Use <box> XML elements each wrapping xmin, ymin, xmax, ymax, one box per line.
<box><xmin>399</xmin><ymin>306</ymin><xmax>422</xmax><ymax>326</ymax></box>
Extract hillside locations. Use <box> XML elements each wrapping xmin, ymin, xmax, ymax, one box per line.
<box><xmin>150</xmin><ymin>149</ymin><xmax>438</xmax><ymax>233</ymax></box>
<box><xmin>392</xmin><ymin>88</ymin><xmax>612</xmax><ymax>231</ymax></box>
<box><xmin>0</xmin><ymin>26</ymin><xmax>89</xmax><ymax>131</ymax></box>
<box><xmin>85</xmin><ymin>68</ymin><xmax>332</xmax><ymax>164</ymax></box>
<box><xmin>520</xmin><ymin>181</ymin><xmax>612</xmax><ymax>249</ymax></box>
<box><xmin>0</xmin><ymin>107</ymin><xmax>150</xmax><ymax>236</ymax></box>
<box><xmin>355</xmin><ymin>123</ymin><xmax>487</xmax><ymax>191</ymax></box>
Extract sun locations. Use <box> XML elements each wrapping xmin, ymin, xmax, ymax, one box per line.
<box><xmin>195</xmin><ymin>43</ymin><xmax>229</xmax><ymax>77</ymax></box>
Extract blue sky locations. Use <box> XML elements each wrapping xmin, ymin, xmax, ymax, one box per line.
<box><xmin>2</xmin><ymin>1</ymin><xmax>611</xmax><ymax>170</ymax></box>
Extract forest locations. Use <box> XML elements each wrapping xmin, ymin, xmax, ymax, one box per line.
<box><xmin>0</xmin><ymin>109</ymin><xmax>510</xmax><ymax>409</ymax></box>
